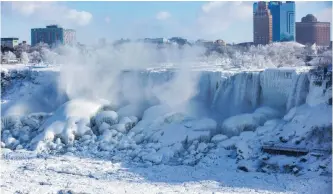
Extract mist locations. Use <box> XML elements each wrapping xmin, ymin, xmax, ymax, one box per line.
<box><xmin>51</xmin><ymin>42</ymin><xmax>207</xmax><ymax>117</ymax></box>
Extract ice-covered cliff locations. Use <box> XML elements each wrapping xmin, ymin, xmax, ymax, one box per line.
<box><xmin>1</xmin><ymin>65</ymin><xmax>332</xmax><ymax>176</ymax></box>
<box><xmin>116</xmin><ymin>66</ymin><xmax>328</xmax><ymax>122</ymax></box>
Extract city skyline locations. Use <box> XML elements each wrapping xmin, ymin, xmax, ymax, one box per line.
<box><xmin>1</xmin><ymin>1</ymin><xmax>332</xmax><ymax>44</ymax></box>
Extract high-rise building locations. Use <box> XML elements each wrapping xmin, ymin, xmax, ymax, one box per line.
<box><xmin>268</xmin><ymin>1</ymin><xmax>295</xmax><ymax>42</ymax></box>
<box><xmin>253</xmin><ymin>2</ymin><xmax>273</xmax><ymax>45</ymax></box>
<box><xmin>253</xmin><ymin>1</ymin><xmax>295</xmax><ymax>43</ymax></box>
<box><xmin>296</xmin><ymin>14</ymin><xmax>331</xmax><ymax>46</ymax></box>
<box><xmin>31</xmin><ymin>25</ymin><xmax>76</xmax><ymax>47</ymax></box>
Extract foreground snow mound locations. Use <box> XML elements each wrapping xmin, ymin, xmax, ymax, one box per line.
<box><xmin>29</xmin><ymin>99</ymin><xmax>106</xmax><ymax>150</ymax></box>
<box><xmin>278</xmin><ymin>103</ymin><xmax>332</xmax><ymax>149</ymax></box>
<box><xmin>221</xmin><ymin>107</ymin><xmax>281</xmax><ymax>137</ymax></box>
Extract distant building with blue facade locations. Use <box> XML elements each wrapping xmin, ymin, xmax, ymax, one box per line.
<box><xmin>268</xmin><ymin>1</ymin><xmax>295</xmax><ymax>42</ymax></box>
<box><xmin>31</xmin><ymin>25</ymin><xmax>76</xmax><ymax>47</ymax></box>
<box><xmin>253</xmin><ymin>1</ymin><xmax>295</xmax><ymax>43</ymax></box>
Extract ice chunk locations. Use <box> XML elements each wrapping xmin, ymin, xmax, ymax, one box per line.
<box><xmin>221</xmin><ymin>114</ymin><xmax>259</xmax><ymax>137</ymax></box>
<box><xmin>211</xmin><ymin>134</ymin><xmax>228</xmax><ymax>143</ymax></box>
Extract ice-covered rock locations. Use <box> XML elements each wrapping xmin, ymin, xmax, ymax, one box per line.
<box><xmin>221</xmin><ymin>114</ymin><xmax>259</xmax><ymax>137</ymax></box>
<box><xmin>252</xmin><ymin>107</ymin><xmax>281</xmax><ymax>125</ymax></box>
<box><xmin>95</xmin><ymin>111</ymin><xmax>119</xmax><ymax>127</ymax></box>
<box><xmin>98</xmin><ymin>122</ymin><xmax>111</xmax><ymax>133</ymax></box>
<box><xmin>221</xmin><ymin>106</ymin><xmax>281</xmax><ymax>137</ymax></box>
<box><xmin>29</xmin><ymin>99</ymin><xmax>106</xmax><ymax>150</ymax></box>
<box><xmin>217</xmin><ymin>136</ymin><xmax>240</xmax><ymax>150</ymax></box>
<box><xmin>236</xmin><ymin>141</ymin><xmax>253</xmax><ymax>160</ymax></box>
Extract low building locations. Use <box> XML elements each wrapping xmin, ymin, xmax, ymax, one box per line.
<box><xmin>1</xmin><ymin>38</ymin><xmax>19</xmax><ymax>48</ymax></box>
<box><xmin>215</xmin><ymin>39</ymin><xmax>226</xmax><ymax>46</ymax></box>
<box><xmin>296</xmin><ymin>14</ymin><xmax>331</xmax><ymax>46</ymax></box>
<box><xmin>144</xmin><ymin>38</ymin><xmax>169</xmax><ymax>44</ymax></box>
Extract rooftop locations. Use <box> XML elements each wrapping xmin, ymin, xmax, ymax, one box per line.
<box><xmin>1</xmin><ymin>38</ymin><xmax>19</xmax><ymax>41</ymax></box>
<box><xmin>301</xmin><ymin>14</ymin><xmax>318</xmax><ymax>22</ymax></box>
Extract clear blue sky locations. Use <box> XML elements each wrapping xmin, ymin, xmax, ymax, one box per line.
<box><xmin>1</xmin><ymin>1</ymin><xmax>332</xmax><ymax>44</ymax></box>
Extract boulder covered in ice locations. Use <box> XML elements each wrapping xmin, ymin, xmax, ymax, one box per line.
<box><xmin>252</xmin><ymin>107</ymin><xmax>281</xmax><ymax>125</ymax></box>
<box><xmin>221</xmin><ymin>113</ymin><xmax>259</xmax><ymax>137</ymax></box>
<box><xmin>29</xmin><ymin>99</ymin><xmax>107</xmax><ymax>150</ymax></box>
<box><xmin>150</xmin><ymin>114</ymin><xmax>216</xmax><ymax>147</ymax></box>
<box><xmin>221</xmin><ymin>107</ymin><xmax>281</xmax><ymax>137</ymax></box>
<box><xmin>94</xmin><ymin>110</ymin><xmax>119</xmax><ymax>127</ymax></box>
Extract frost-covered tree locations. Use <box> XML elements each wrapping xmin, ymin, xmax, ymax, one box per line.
<box><xmin>20</xmin><ymin>52</ymin><xmax>29</xmax><ymax>64</ymax></box>
<box><xmin>29</xmin><ymin>51</ymin><xmax>42</xmax><ymax>63</ymax></box>
<box><xmin>2</xmin><ymin>51</ymin><xmax>17</xmax><ymax>62</ymax></box>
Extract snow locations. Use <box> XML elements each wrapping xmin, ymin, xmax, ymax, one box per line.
<box><xmin>2</xmin><ymin>153</ymin><xmax>331</xmax><ymax>194</ymax></box>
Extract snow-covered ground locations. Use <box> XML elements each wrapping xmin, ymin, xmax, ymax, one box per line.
<box><xmin>1</xmin><ymin>151</ymin><xmax>331</xmax><ymax>194</ymax></box>
<box><xmin>1</xmin><ymin>43</ymin><xmax>332</xmax><ymax>194</ymax></box>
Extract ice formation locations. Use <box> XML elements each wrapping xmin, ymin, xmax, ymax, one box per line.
<box><xmin>1</xmin><ymin>52</ymin><xmax>332</xmax><ymax>182</ymax></box>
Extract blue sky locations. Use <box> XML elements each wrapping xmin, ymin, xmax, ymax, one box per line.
<box><xmin>1</xmin><ymin>1</ymin><xmax>332</xmax><ymax>44</ymax></box>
